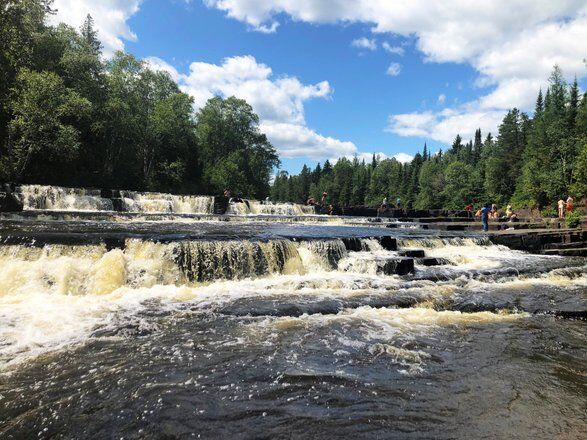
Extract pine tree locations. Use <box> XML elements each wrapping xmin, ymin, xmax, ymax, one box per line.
<box><xmin>535</xmin><ymin>88</ymin><xmax>544</xmax><ymax>117</ymax></box>
<box><xmin>473</xmin><ymin>128</ymin><xmax>482</xmax><ymax>163</ymax></box>
<box><xmin>80</xmin><ymin>14</ymin><xmax>102</xmax><ymax>54</ymax></box>
<box><xmin>568</xmin><ymin>77</ymin><xmax>579</xmax><ymax>131</ymax></box>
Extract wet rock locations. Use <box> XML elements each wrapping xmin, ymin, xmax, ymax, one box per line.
<box><xmin>378</xmin><ymin>257</ymin><xmax>414</xmax><ymax>275</ymax></box>
<box><xmin>398</xmin><ymin>249</ymin><xmax>425</xmax><ymax>258</ymax></box>
<box><xmin>379</xmin><ymin>236</ymin><xmax>398</xmax><ymax>251</ymax></box>
<box><xmin>416</xmin><ymin>257</ymin><xmax>451</xmax><ymax>266</ymax></box>
<box><xmin>342</xmin><ymin>237</ymin><xmax>365</xmax><ymax>251</ymax></box>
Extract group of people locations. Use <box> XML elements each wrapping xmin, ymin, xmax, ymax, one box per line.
<box><xmin>306</xmin><ymin>192</ymin><xmax>334</xmax><ymax>215</ymax></box>
<box><xmin>473</xmin><ymin>195</ymin><xmax>575</xmax><ymax>232</ymax></box>
<box><xmin>558</xmin><ymin>196</ymin><xmax>574</xmax><ymax>218</ymax></box>
<box><xmin>223</xmin><ymin>189</ymin><xmax>244</xmax><ymax>203</ymax></box>
<box><xmin>381</xmin><ymin>197</ymin><xmax>401</xmax><ymax>209</ymax></box>
<box><xmin>472</xmin><ymin>203</ymin><xmax>519</xmax><ymax>232</ymax></box>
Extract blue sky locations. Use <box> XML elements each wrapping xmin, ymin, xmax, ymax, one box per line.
<box><xmin>51</xmin><ymin>0</ymin><xmax>587</xmax><ymax>173</ymax></box>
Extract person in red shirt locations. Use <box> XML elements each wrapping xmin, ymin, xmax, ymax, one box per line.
<box><xmin>566</xmin><ymin>196</ymin><xmax>574</xmax><ymax>213</ymax></box>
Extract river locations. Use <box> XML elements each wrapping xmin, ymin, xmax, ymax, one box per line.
<box><xmin>0</xmin><ymin>185</ymin><xmax>585</xmax><ymax>439</ymax></box>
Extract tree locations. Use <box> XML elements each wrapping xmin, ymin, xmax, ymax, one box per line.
<box><xmin>484</xmin><ymin>108</ymin><xmax>527</xmax><ymax>204</ymax></box>
<box><xmin>6</xmin><ymin>69</ymin><xmax>91</xmax><ymax>182</ymax></box>
<box><xmin>441</xmin><ymin>162</ymin><xmax>478</xmax><ymax>209</ymax></box>
<box><xmin>196</xmin><ymin>96</ymin><xmax>279</xmax><ymax>198</ymax></box>
<box><xmin>0</xmin><ymin>0</ymin><xmax>53</xmax><ymax>162</ymax></box>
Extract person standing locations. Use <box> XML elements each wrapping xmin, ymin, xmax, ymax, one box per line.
<box><xmin>465</xmin><ymin>204</ymin><xmax>473</xmax><ymax>218</ymax></box>
<box><xmin>558</xmin><ymin>198</ymin><xmax>565</xmax><ymax>219</ymax></box>
<box><xmin>566</xmin><ymin>196</ymin><xmax>574</xmax><ymax>214</ymax></box>
<box><xmin>481</xmin><ymin>203</ymin><xmax>490</xmax><ymax>232</ymax></box>
<box><xmin>381</xmin><ymin>197</ymin><xmax>388</xmax><ymax>209</ymax></box>
<box><xmin>396</xmin><ymin>197</ymin><xmax>401</xmax><ymax>208</ymax></box>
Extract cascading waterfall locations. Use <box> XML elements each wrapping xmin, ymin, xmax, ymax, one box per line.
<box><xmin>1</xmin><ymin>216</ymin><xmax>585</xmax><ymax>440</ymax></box>
<box><xmin>12</xmin><ymin>184</ymin><xmax>317</xmax><ymax>216</ymax></box>
<box><xmin>15</xmin><ymin>185</ymin><xmax>113</xmax><ymax>211</ymax></box>
<box><xmin>226</xmin><ymin>200</ymin><xmax>315</xmax><ymax>216</ymax></box>
<box><xmin>0</xmin><ymin>239</ymin><xmax>310</xmax><ymax>296</ymax></box>
<box><xmin>119</xmin><ymin>191</ymin><xmax>214</xmax><ymax>214</ymax></box>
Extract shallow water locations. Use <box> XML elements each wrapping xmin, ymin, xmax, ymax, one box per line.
<box><xmin>0</xmin><ymin>213</ymin><xmax>585</xmax><ymax>439</ymax></box>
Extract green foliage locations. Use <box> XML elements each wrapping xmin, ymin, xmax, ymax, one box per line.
<box><xmin>565</xmin><ymin>210</ymin><xmax>581</xmax><ymax>228</ymax></box>
<box><xmin>0</xmin><ymin>3</ymin><xmax>278</xmax><ymax>196</ymax></box>
<box><xmin>540</xmin><ymin>206</ymin><xmax>558</xmax><ymax>218</ymax></box>
<box><xmin>195</xmin><ymin>96</ymin><xmax>279</xmax><ymax>198</ymax></box>
<box><xmin>7</xmin><ymin>69</ymin><xmax>91</xmax><ymax>182</ymax></box>
<box><xmin>570</xmin><ymin>142</ymin><xmax>587</xmax><ymax>198</ymax></box>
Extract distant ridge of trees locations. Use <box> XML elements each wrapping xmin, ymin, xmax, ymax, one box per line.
<box><xmin>0</xmin><ymin>0</ymin><xmax>278</xmax><ymax>198</ymax></box>
<box><xmin>272</xmin><ymin>66</ymin><xmax>587</xmax><ymax>210</ymax></box>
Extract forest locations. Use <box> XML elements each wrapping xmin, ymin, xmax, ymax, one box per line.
<box><xmin>271</xmin><ymin>67</ymin><xmax>587</xmax><ymax>210</ymax></box>
<box><xmin>0</xmin><ymin>0</ymin><xmax>278</xmax><ymax>198</ymax></box>
<box><xmin>1</xmin><ymin>1</ymin><xmax>586</xmax><ymax>209</ymax></box>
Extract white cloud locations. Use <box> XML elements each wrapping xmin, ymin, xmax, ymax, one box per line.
<box><xmin>147</xmin><ymin>55</ymin><xmax>356</xmax><ymax>160</ymax></box>
<box><xmin>262</xmin><ymin>122</ymin><xmax>356</xmax><ymax>159</ymax></box>
<box><xmin>50</xmin><ymin>0</ymin><xmax>142</xmax><ymax>57</ymax></box>
<box><xmin>387</xmin><ymin>109</ymin><xmax>504</xmax><ymax>144</ymax></box>
<box><xmin>437</xmin><ymin>94</ymin><xmax>446</xmax><ymax>105</ymax></box>
<box><xmin>341</xmin><ymin>151</ymin><xmax>413</xmax><ymax>164</ymax></box>
<box><xmin>393</xmin><ymin>152</ymin><xmax>414</xmax><ymax>163</ymax></box>
<box><xmin>351</xmin><ymin>37</ymin><xmax>377</xmax><ymax>51</ymax></box>
<box><xmin>386</xmin><ymin>62</ymin><xmax>402</xmax><ymax>76</ymax></box>
<box><xmin>382</xmin><ymin>42</ymin><xmax>404</xmax><ymax>55</ymax></box>
<box><xmin>204</xmin><ymin>0</ymin><xmax>587</xmax><ymax>142</ymax></box>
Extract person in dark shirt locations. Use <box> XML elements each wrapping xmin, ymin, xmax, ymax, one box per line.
<box><xmin>481</xmin><ymin>203</ymin><xmax>490</xmax><ymax>232</ymax></box>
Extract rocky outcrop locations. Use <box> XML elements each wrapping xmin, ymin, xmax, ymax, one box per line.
<box><xmin>0</xmin><ymin>183</ymin><xmax>23</xmax><ymax>212</ymax></box>
<box><xmin>489</xmin><ymin>229</ymin><xmax>587</xmax><ymax>256</ymax></box>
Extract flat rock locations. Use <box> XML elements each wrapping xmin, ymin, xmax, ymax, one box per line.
<box><xmin>416</xmin><ymin>257</ymin><xmax>451</xmax><ymax>266</ymax></box>
<box><xmin>398</xmin><ymin>249</ymin><xmax>425</xmax><ymax>258</ymax></box>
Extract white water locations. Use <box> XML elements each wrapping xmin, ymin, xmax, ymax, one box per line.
<box><xmin>0</xmin><ymin>237</ymin><xmax>581</xmax><ymax>371</ymax></box>
<box><xmin>15</xmin><ymin>185</ymin><xmax>113</xmax><ymax>211</ymax></box>
<box><xmin>226</xmin><ymin>200</ymin><xmax>315</xmax><ymax>216</ymax></box>
<box><xmin>119</xmin><ymin>191</ymin><xmax>214</xmax><ymax>214</ymax></box>
<box><xmin>14</xmin><ymin>184</ymin><xmax>318</xmax><ymax>216</ymax></box>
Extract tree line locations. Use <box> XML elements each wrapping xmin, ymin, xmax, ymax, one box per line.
<box><xmin>272</xmin><ymin>66</ymin><xmax>587</xmax><ymax>210</ymax></box>
<box><xmin>0</xmin><ymin>0</ymin><xmax>278</xmax><ymax>198</ymax></box>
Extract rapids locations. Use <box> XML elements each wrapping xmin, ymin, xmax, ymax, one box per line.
<box><xmin>0</xmin><ymin>194</ymin><xmax>585</xmax><ymax>439</ymax></box>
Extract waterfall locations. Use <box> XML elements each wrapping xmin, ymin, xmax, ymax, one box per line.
<box><xmin>15</xmin><ymin>185</ymin><xmax>113</xmax><ymax>211</ymax></box>
<box><xmin>14</xmin><ymin>185</ymin><xmax>214</xmax><ymax>214</ymax></box>
<box><xmin>119</xmin><ymin>191</ymin><xmax>214</xmax><ymax>214</ymax></box>
<box><xmin>226</xmin><ymin>200</ymin><xmax>315</xmax><ymax>216</ymax></box>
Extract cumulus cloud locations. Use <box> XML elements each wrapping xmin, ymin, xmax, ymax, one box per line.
<box><xmin>262</xmin><ymin>122</ymin><xmax>356</xmax><ymax>159</ymax></box>
<box><xmin>393</xmin><ymin>152</ymin><xmax>415</xmax><ymax>163</ymax></box>
<box><xmin>387</xmin><ymin>109</ymin><xmax>504</xmax><ymax>144</ymax></box>
<box><xmin>147</xmin><ymin>55</ymin><xmax>357</xmax><ymax>159</ymax></box>
<box><xmin>351</xmin><ymin>37</ymin><xmax>377</xmax><ymax>51</ymax></box>
<box><xmin>50</xmin><ymin>0</ymin><xmax>142</xmax><ymax>57</ymax></box>
<box><xmin>386</xmin><ymin>62</ymin><xmax>402</xmax><ymax>76</ymax></box>
<box><xmin>437</xmin><ymin>94</ymin><xmax>446</xmax><ymax>105</ymax></box>
<box><xmin>204</xmin><ymin>0</ymin><xmax>587</xmax><ymax>142</ymax></box>
<box><xmin>341</xmin><ymin>151</ymin><xmax>413</xmax><ymax>164</ymax></box>
<box><xmin>382</xmin><ymin>42</ymin><xmax>404</xmax><ymax>56</ymax></box>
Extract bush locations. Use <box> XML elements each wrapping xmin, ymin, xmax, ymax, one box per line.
<box><xmin>540</xmin><ymin>206</ymin><xmax>557</xmax><ymax>218</ymax></box>
<box><xmin>565</xmin><ymin>211</ymin><xmax>582</xmax><ymax>228</ymax></box>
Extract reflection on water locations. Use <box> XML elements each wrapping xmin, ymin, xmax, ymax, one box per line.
<box><xmin>0</xmin><ymin>212</ymin><xmax>585</xmax><ymax>439</ymax></box>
